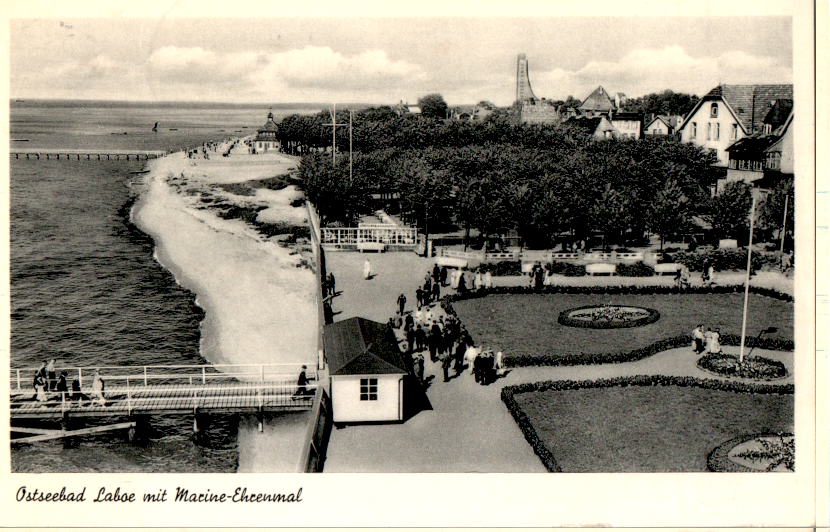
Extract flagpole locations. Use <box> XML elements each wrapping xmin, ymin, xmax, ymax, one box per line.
<box><xmin>349</xmin><ymin>109</ymin><xmax>353</xmax><ymax>184</ymax></box>
<box><xmin>780</xmin><ymin>194</ymin><xmax>789</xmax><ymax>252</ymax></box>
<box><xmin>739</xmin><ymin>195</ymin><xmax>757</xmax><ymax>364</ymax></box>
<box><xmin>331</xmin><ymin>104</ymin><xmax>336</xmax><ymax>166</ymax></box>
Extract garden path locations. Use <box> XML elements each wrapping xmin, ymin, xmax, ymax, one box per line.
<box><xmin>322</xmin><ymin>251</ymin><xmax>794</xmax><ymax>473</ymax></box>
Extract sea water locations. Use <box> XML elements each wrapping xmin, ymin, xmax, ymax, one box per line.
<box><xmin>9</xmin><ymin>100</ymin><xmax>319</xmax><ymax>472</ymax></box>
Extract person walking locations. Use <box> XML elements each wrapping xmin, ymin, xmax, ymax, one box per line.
<box><xmin>483</xmin><ymin>270</ymin><xmax>493</xmax><ymax>289</ymax></box>
<box><xmin>397</xmin><ymin>293</ymin><xmax>407</xmax><ymax>315</ymax></box>
<box><xmin>431</xmin><ymin>281</ymin><xmax>440</xmax><ymax>303</ymax></box>
<box><xmin>327</xmin><ymin>272</ymin><xmax>336</xmax><ymax>296</ymax></box>
<box><xmin>405</xmin><ymin>325</ymin><xmax>415</xmax><ymax>355</ymax></box>
<box><xmin>294</xmin><ymin>365</ymin><xmax>310</xmax><ymax>398</ymax></box>
<box><xmin>415</xmin><ymin>287</ymin><xmax>424</xmax><ymax>308</ymax></box>
<box><xmin>454</xmin><ymin>340</ymin><xmax>467</xmax><ymax>376</ymax></box>
<box><xmin>703</xmin><ymin>328</ymin><xmax>713</xmax><ymax>354</ymax></box>
<box><xmin>363</xmin><ymin>258</ymin><xmax>372</xmax><ymax>280</ymax></box>
<box><xmin>55</xmin><ymin>371</ymin><xmax>69</xmax><ymax>398</ymax></box>
<box><xmin>440</xmin><ymin>266</ymin><xmax>448</xmax><ymax>286</ymax></box>
<box><xmin>414</xmin><ymin>352</ymin><xmax>425</xmax><ymax>384</ymax></box>
<box><xmin>46</xmin><ymin>358</ymin><xmax>57</xmax><ymax>391</ymax></box>
<box><xmin>415</xmin><ymin>325</ymin><xmax>426</xmax><ymax>352</ymax></box>
<box><xmin>429</xmin><ymin>322</ymin><xmax>443</xmax><ymax>362</ymax></box>
<box><xmin>432</xmin><ymin>264</ymin><xmax>441</xmax><ymax>285</ymax></box>
<box><xmin>495</xmin><ymin>350</ymin><xmax>505</xmax><ymax>377</ymax></box>
<box><xmin>692</xmin><ymin>325</ymin><xmax>705</xmax><ymax>354</ymax></box>
<box><xmin>441</xmin><ymin>352</ymin><xmax>452</xmax><ymax>382</ymax></box>
<box><xmin>464</xmin><ymin>344</ymin><xmax>479</xmax><ymax>375</ymax></box>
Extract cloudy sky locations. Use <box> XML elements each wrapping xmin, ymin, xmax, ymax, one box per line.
<box><xmin>10</xmin><ymin>16</ymin><xmax>792</xmax><ymax>105</ymax></box>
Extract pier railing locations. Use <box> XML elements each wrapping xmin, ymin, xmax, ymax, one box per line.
<box><xmin>11</xmin><ymin>363</ymin><xmax>316</xmax><ymax>392</ymax></box>
<box><xmin>321</xmin><ymin>226</ymin><xmax>418</xmax><ymax>247</ymax></box>
<box><xmin>10</xmin><ymin>380</ymin><xmax>318</xmax><ymax>419</ymax></box>
<box><xmin>436</xmin><ymin>247</ymin><xmax>663</xmax><ymax>265</ymax></box>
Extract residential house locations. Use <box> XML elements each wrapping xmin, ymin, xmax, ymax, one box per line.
<box><xmin>609</xmin><ymin>111</ymin><xmax>644</xmax><ymax>140</ymax></box>
<box><xmin>722</xmin><ymin>102</ymin><xmax>793</xmax><ymax>197</ymax></box>
<box><xmin>578</xmin><ymin>86</ymin><xmax>617</xmax><ymax>116</ymax></box>
<box><xmin>644</xmin><ymin>114</ymin><xmax>684</xmax><ymax>136</ymax></box>
<box><xmin>677</xmin><ymin>84</ymin><xmax>793</xmax><ymax>167</ymax></box>
<box><xmin>395</xmin><ymin>101</ymin><xmax>422</xmax><ymax>116</ymax></box>
<box><xmin>561</xmin><ymin>115</ymin><xmax>618</xmax><ymax>140</ymax></box>
<box><xmin>324</xmin><ymin>317</ymin><xmax>410</xmax><ymax>424</ymax></box>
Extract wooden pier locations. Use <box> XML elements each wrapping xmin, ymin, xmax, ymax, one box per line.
<box><xmin>10</xmin><ymin>148</ymin><xmax>167</xmax><ymax>161</ymax></box>
<box><xmin>10</xmin><ymin>363</ymin><xmax>318</xmax><ymax>444</ymax></box>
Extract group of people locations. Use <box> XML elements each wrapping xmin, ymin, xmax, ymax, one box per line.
<box><xmin>691</xmin><ymin>324</ymin><xmax>722</xmax><ymax>355</ymax></box>
<box><xmin>389</xmin><ymin>290</ymin><xmax>504</xmax><ymax>386</ymax></box>
<box><xmin>30</xmin><ymin>360</ymin><xmax>106</xmax><ymax>407</ymax></box>
<box><xmin>186</xmin><ymin>141</ymin><xmax>222</xmax><ymax>160</ymax></box>
<box><xmin>322</xmin><ymin>272</ymin><xmax>336</xmax><ymax>298</ymax></box>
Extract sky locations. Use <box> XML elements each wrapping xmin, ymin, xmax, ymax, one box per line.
<box><xmin>9</xmin><ymin>16</ymin><xmax>793</xmax><ymax>106</ymax></box>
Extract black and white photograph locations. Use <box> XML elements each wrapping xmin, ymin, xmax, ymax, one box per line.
<box><xmin>2</xmin><ymin>0</ymin><xmax>821</xmax><ymax>527</ymax></box>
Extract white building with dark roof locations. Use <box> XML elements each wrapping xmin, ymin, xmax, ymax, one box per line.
<box><xmin>252</xmin><ymin>109</ymin><xmax>280</xmax><ymax>153</ymax></box>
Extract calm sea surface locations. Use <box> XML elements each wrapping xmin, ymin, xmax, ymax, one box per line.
<box><xmin>9</xmin><ymin>100</ymin><xmax>316</xmax><ymax>472</ymax></box>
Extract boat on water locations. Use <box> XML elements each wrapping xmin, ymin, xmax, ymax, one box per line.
<box><xmin>129</xmin><ymin>170</ymin><xmax>151</xmax><ymax>175</ymax></box>
<box><xmin>12</xmin><ymin>139</ymin><xmax>30</xmax><ymax>142</ymax></box>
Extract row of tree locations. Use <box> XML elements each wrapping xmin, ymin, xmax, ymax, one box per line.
<box><xmin>292</xmin><ymin>104</ymin><xmax>790</xmax><ymax>250</ymax></box>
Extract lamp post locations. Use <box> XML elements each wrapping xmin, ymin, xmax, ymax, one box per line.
<box><xmin>739</xmin><ymin>195</ymin><xmax>757</xmax><ymax>364</ymax></box>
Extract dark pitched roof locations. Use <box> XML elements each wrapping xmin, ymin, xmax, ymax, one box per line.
<box><xmin>609</xmin><ymin>112</ymin><xmax>643</xmax><ymax>121</ymax></box>
<box><xmin>725</xmin><ymin>136</ymin><xmax>777</xmax><ymax>155</ymax></box>
<box><xmin>579</xmin><ymin>86</ymin><xmax>615</xmax><ymax>112</ymax></box>
<box><xmin>703</xmin><ymin>84</ymin><xmax>793</xmax><ymax>134</ymax></box>
<box><xmin>258</xmin><ymin>111</ymin><xmax>279</xmax><ymax>133</ymax></box>
<box><xmin>763</xmin><ymin>99</ymin><xmax>794</xmax><ymax>131</ymax></box>
<box><xmin>324</xmin><ymin>317</ymin><xmax>408</xmax><ymax>376</ymax></box>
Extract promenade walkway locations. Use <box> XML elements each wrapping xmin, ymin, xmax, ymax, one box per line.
<box><xmin>322</xmin><ymin>252</ymin><xmax>793</xmax><ymax>473</ymax></box>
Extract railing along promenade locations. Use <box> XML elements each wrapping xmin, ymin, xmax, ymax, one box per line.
<box><xmin>11</xmin><ymin>148</ymin><xmax>168</xmax><ymax>161</ymax></box>
<box><xmin>437</xmin><ymin>248</ymin><xmax>663</xmax><ymax>264</ymax></box>
<box><xmin>321</xmin><ymin>226</ymin><xmax>418</xmax><ymax>249</ymax></box>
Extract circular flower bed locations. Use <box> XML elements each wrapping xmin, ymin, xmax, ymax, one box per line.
<box><xmin>698</xmin><ymin>353</ymin><xmax>788</xmax><ymax>380</ymax></box>
<box><xmin>557</xmin><ymin>304</ymin><xmax>660</xmax><ymax>329</ymax></box>
<box><xmin>708</xmin><ymin>432</ymin><xmax>794</xmax><ymax>472</ymax></box>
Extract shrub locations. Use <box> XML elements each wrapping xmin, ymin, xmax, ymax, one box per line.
<box><xmin>707</xmin><ymin>432</ymin><xmax>794</xmax><ymax>472</ymax></box>
<box><xmin>673</xmin><ymin>249</ymin><xmax>786</xmax><ymax>272</ymax></box>
<box><xmin>502</xmin><ymin>376</ymin><xmax>794</xmax><ymax>473</ymax></box>
<box><xmin>545</xmin><ymin>261</ymin><xmax>586</xmax><ymax>277</ymax></box>
<box><xmin>698</xmin><ymin>353</ymin><xmax>788</xmax><ymax>380</ymax></box>
<box><xmin>478</xmin><ymin>261</ymin><xmax>522</xmax><ymax>276</ymax></box>
<box><xmin>616</xmin><ymin>261</ymin><xmax>655</xmax><ymax>277</ymax></box>
<box><xmin>557</xmin><ymin>305</ymin><xmax>660</xmax><ymax>329</ymax></box>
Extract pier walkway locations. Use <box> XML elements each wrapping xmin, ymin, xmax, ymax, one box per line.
<box><xmin>10</xmin><ymin>363</ymin><xmax>317</xmax><ymax>443</ymax></box>
<box><xmin>11</xmin><ymin>148</ymin><xmax>167</xmax><ymax>160</ymax></box>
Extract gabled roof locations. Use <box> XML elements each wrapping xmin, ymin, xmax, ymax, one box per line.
<box><xmin>579</xmin><ymin>86</ymin><xmax>615</xmax><ymax>112</ymax></box>
<box><xmin>646</xmin><ymin>115</ymin><xmax>672</xmax><ymax>129</ymax></box>
<box><xmin>679</xmin><ymin>84</ymin><xmax>793</xmax><ymax>135</ymax></box>
<box><xmin>764</xmin><ymin>108</ymin><xmax>794</xmax><ymax>153</ymax></box>
<box><xmin>324</xmin><ymin>317</ymin><xmax>408</xmax><ymax>376</ymax></box>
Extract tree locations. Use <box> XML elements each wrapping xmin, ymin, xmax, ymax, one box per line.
<box><xmin>621</xmin><ymin>89</ymin><xmax>700</xmax><ymax>117</ymax></box>
<box><xmin>647</xmin><ymin>179</ymin><xmax>693</xmax><ymax>249</ymax></box>
<box><xmin>758</xmin><ymin>177</ymin><xmax>794</xmax><ymax>248</ymax></box>
<box><xmin>706</xmin><ymin>182</ymin><xmax>753</xmax><ymax>241</ymax></box>
<box><xmin>563</xmin><ymin>95</ymin><xmax>581</xmax><ymax>108</ymax></box>
<box><xmin>417</xmin><ymin>93</ymin><xmax>449</xmax><ymax>120</ymax></box>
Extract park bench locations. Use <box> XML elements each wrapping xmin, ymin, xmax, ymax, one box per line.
<box><xmin>357</xmin><ymin>241</ymin><xmax>386</xmax><ymax>253</ymax></box>
<box><xmin>586</xmin><ymin>263</ymin><xmax>616</xmax><ymax>276</ymax></box>
<box><xmin>435</xmin><ymin>256</ymin><xmax>468</xmax><ymax>269</ymax></box>
<box><xmin>654</xmin><ymin>263</ymin><xmax>682</xmax><ymax>275</ymax></box>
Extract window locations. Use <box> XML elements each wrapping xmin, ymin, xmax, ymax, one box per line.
<box><xmin>706</xmin><ymin>123</ymin><xmax>711</xmax><ymax>140</ymax></box>
<box><xmin>691</xmin><ymin>122</ymin><xmax>697</xmax><ymax>138</ymax></box>
<box><xmin>731</xmin><ymin>123</ymin><xmax>738</xmax><ymax>140</ymax></box>
<box><xmin>710</xmin><ymin>103</ymin><xmax>719</xmax><ymax>118</ymax></box>
<box><xmin>715</xmin><ymin>123</ymin><xmax>720</xmax><ymax>141</ymax></box>
<box><xmin>359</xmin><ymin>378</ymin><xmax>378</xmax><ymax>401</ymax></box>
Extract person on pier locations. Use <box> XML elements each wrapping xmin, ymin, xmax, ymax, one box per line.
<box><xmin>327</xmin><ymin>272</ymin><xmax>336</xmax><ymax>296</ymax></box>
<box><xmin>46</xmin><ymin>358</ymin><xmax>57</xmax><ymax>391</ymax></box>
<box><xmin>91</xmin><ymin>370</ymin><xmax>107</xmax><ymax>406</ymax></box>
<box><xmin>294</xmin><ymin>365</ymin><xmax>310</xmax><ymax>398</ymax></box>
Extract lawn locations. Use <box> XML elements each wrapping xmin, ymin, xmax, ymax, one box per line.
<box><xmin>452</xmin><ymin>293</ymin><xmax>793</xmax><ymax>358</ymax></box>
<box><xmin>514</xmin><ymin>384</ymin><xmax>793</xmax><ymax>472</ymax></box>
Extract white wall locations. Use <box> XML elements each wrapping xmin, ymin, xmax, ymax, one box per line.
<box><xmin>646</xmin><ymin>121</ymin><xmax>669</xmax><ymax>135</ymax></box>
<box><xmin>680</xmin><ymin>100</ymin><xmax>742</xmax><ymax>166</ymax></box>
<box><xmin>778</xmin><ymin>123</ymin><xmax>794</xmax><ymax>174</ymax></box>
<box><xmin>331</xmin><ymin>374</ymin><xmax>403</xmax><ymax>423</ymax></box>
<box><xmin>611</xmin><ymin>119</ymin><xmax>641</xmax><ymax>139</ymax></box>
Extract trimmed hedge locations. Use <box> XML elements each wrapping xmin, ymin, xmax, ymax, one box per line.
<box><xmin>478</xmin><ymin>261</ymin><xmax>522</xmax><ymax>276</ymax></box>
<box><xmin>673</xmin><ymin>249</ymin><xmax>787</xmax><ymax>272</ymax></box>
<box><xmin>545</xmin><ymin>261</ymin><xmax>586</xmax><ymax>277</ymax></box>
<box><xmin>501</xmin><ymin>375</ymin><xmax>794</xmax><ymax>473</ymax></box>
<box><xmin>616</xmin><ymin>261</ymin><xmax>655</xmax><ymax>277</ymax></box>
<box><xmin>698</xmin><ymin>353</ymin><xmax>788</xmax><ymax>380</ymax></box>
<box><xmin>443</xmin><ymin>283</ymin><xmax>793</xmax><ymax>303</ymax></box>
<box><xmin>707</xmin><ymin>432</ymin><xmax>794</xmax><ymax>472</ymax></box>
<box><xmin>557</xmin><ymin>305</ymin><xmax>660</xmax><ymax>329</ymax></box>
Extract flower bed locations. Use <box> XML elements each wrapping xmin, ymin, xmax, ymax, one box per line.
<box><xmin>697</xmin><ymin>353</ymin><xmax>788</xmax><ymax>380</ymax></box>
<box><xmin>502</xmin><ymin>376</ymin><xmax>794</xmax><ymax>472</ymax></box>
<box><xmin>558</xmin><ymin>304</ymin><xmax>660</xmax><ymax>329</ymax></box>
<box><xmin>707</xmin><ymin>432</ymin><xmax>794</xmax><ymax>472</ymax></box>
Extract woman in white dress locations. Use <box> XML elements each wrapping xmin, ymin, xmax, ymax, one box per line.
<box><xmin>91</xmin><ymin>370</ymin><xmax>106</xmax><ymax>406</ymax></box>
<box><xmin>450</xmin><ymin>270</ymin><xmax>460</xmax><ymax>289</ymax></box>
<box><xmin>363</xmin><ymin>259</ymin><xmax>372</xmax><ymax>280</ymax></box>
<box><xmin>34</xmin><ymin>375</ymin><xmax>48</xmax><ymax>402</ymax></box>
<box><xmin>708</xmin><ymin>328</ymin><xmax>722</xmax><ymax>354</ymax></box>
<box><xmin>483</xmin><ymin>270</ymin><xmax>493</xmax><ymax>289</ymax></box>
<box><xmin>474</xmin><ymin>270</ymin><xmax>484</xmax><ymax>291</ymax></box>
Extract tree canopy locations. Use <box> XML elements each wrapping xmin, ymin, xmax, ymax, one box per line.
<box><xmin>621</xmin><ymin>90</ymin><xmax>700</xmax><ymax>117</ymax></box>
<box><xmin>417</xmin><ymin>93</ymin><xmax>449</xmax><ymax>119</ymax></box>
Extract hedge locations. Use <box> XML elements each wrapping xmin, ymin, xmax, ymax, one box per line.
<box><xmin>501</xmin><ymin>375</ymin><xmax>794</xmax><ymax>473</ymax></box>
<box><xmin>706</xmin><ymin>432</ymin><xmax>794</xmax><ymax>472</ymax></box>
<box><xmin>557</xmin><ymin>305</ymin><xmax>660</xmax><ymax>329</ymax></box>
<box><xmin>672</xmin><ymin>249</ymin><xmax>787</xmax><ymax>272</ymax></box>
<box><xmin>477</xmin><ymin>261</ymin><xmax>522</xmax><ymax>276</ymax></box>
<box><xmin>443</xmin><ymin>284</ymin><xmax>793</xmax><ymax>304</ymax></box>
<box><xmin>545</xmin><ymin>261</ymin><xmax>587</xmax><ymax>277</ymax></box>
<box><xmin>616</xmin><ymin>261</ymin><xmax>655</xmax><ymax>277</ymax></box>
<box><xmin>698</xmin><ymin>352</ymin><xmax>788</xmax><ymax>380</ymax></box>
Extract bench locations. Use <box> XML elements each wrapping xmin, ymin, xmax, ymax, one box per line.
<box><xmin>654</xmin><ymin>263</ymin><xmax>682</xmax><ymax>275</ymax></box>
<box><xmin>357</xmin><ymin>242</ymin><xmax>386</xmax><ymax>253</ymax></box>
<box><xmin>586</xmin><ymin>263</ymin><xmax>616</xmax><ymax>276</ymax></box>
<box><xmin>435</xmin><ymin>257</ymin><xmax>468</xmax><ymax>269</ymax></box>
